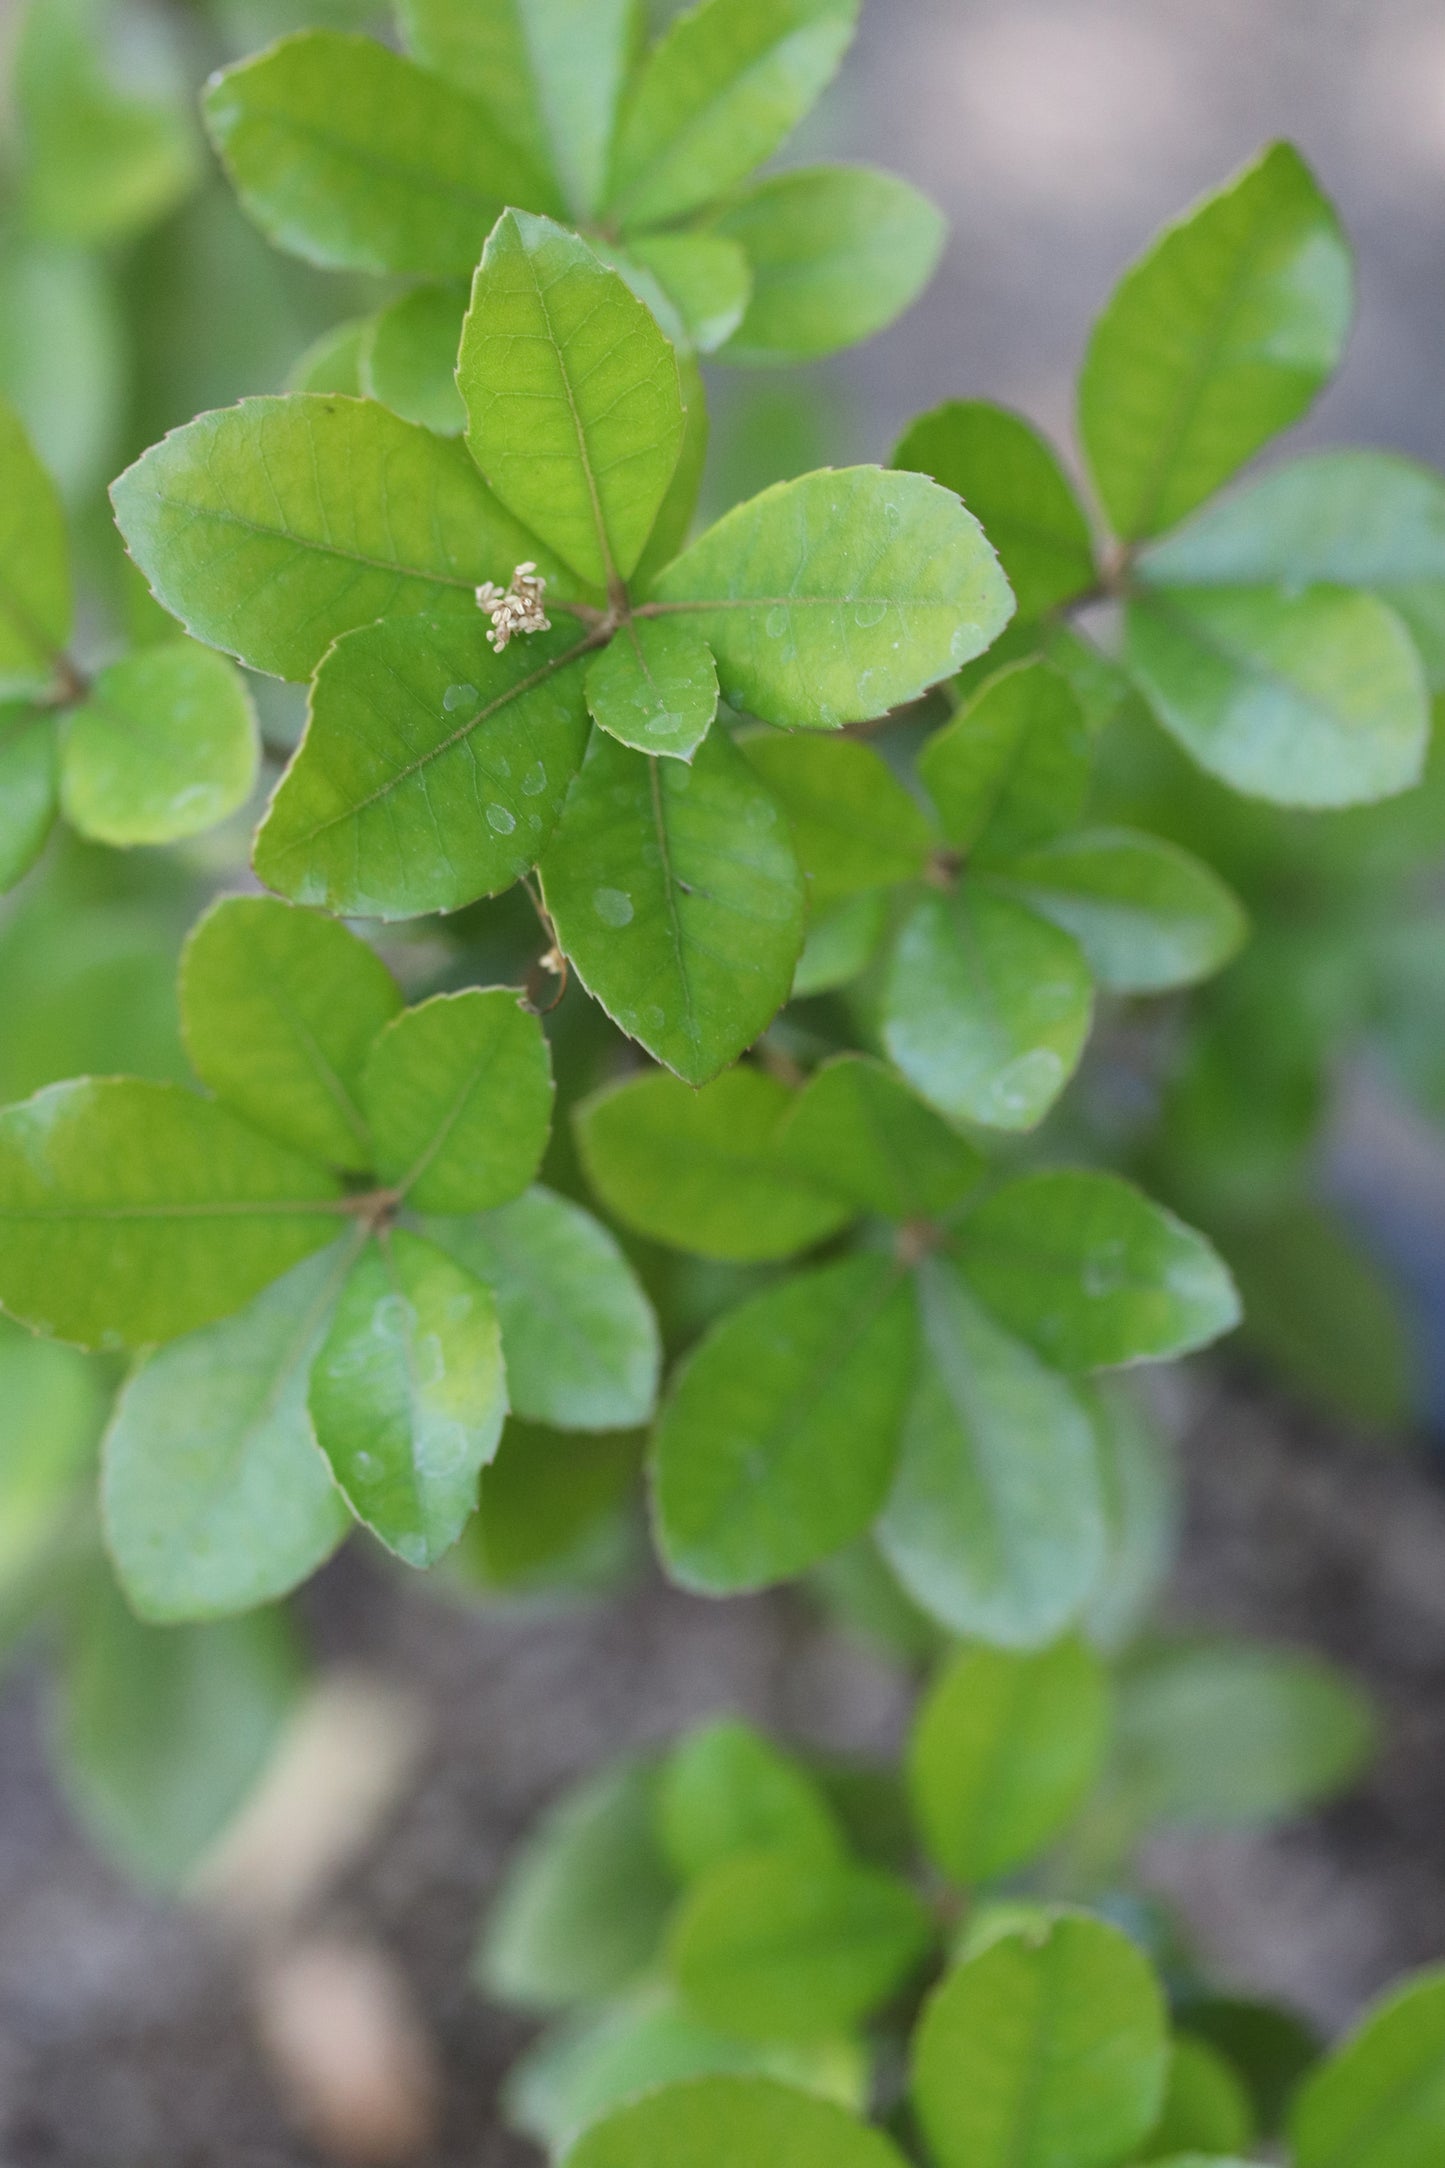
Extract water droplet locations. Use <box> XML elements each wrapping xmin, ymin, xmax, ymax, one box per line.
<box><xmin>414</xmin><ymin>1331</ymin><xmax>447</xmax><ymax>1390</ymax></box>
<box><xmin>593</xmin><ymin>886</ymin><xmax>634</xmax><ymax>927</ymax></box>
<box><xmin>883</xmin><ymin>500</ymin><xmax>903</xmax><ymax>528</ymax></box>
<box><xmin>373</xmin><ymin>1292</ymin><xmax>415</xmax><ymax>1342</ymax></box>
<box><xmin>854</xmin><ymin>599</ymin><xmax>887</xmax><ymax>630</ymax></box>
<box><xmin>486</xmin><ymin>803</ymin><xmax>517</xmax><ymax>834</ymax></box>
<box><xmin>990</xmin><ymin>1048</ymin><xmax>1062</xmax><ymax>1119</ymax></box>
<box><xmin>765</xmin><ymin>606</ymin><xmax>789</xmax><ymax>639</ymax></box>
<box><xmin>644</xmin><ymin>1004</ymin><xmax>666</xmax><ymax>1031</ymax></box>
<box><xmin>443</xmin><ymin>682</ymin><xmax>477</xmax><ymax>712</ymax></box>
<box><xmin>521</xmin><ymin>760</ymin><xmax>547</xmax><ymax>796</ymax></box>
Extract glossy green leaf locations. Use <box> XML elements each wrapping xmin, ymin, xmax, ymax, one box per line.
<box><xmin>793</xmin><ymin>891</ymin><xmax>887</xmax><ymax>997</ymax></box>
<box><xmin>1181</xmin><ymin>1997</ymin><xmax>1320</xmax><ymax>2139</ymax></box>
<box><xmin>0</xmin><ymin>1078</ymin><xmax>344</xmax><ymax>1349</ymax></box>
<box><xmin>111</xmin><ymin>395</ymin><xmax>558</xmax><ymax>682</ymax></box>
<box><xmin>181</xmin><ymin>896</ymin><xmax>402</xmax><ymax>1175</ymax></box>
<box><xmin>656</xmin><ymin>466</ymin><xmax>1009</xmax><ymax>728</ymax></box>
<box><xmin>362</xmin><ymin>989</ymin><xmax>552</xmax><ymax>1213</ymax></box>
<box><xmin>634</xmin><ymin>353</ymin><xmax>710</xmax><ymax>591</ymax></box>
<box><xmin>919</xmin><ymin>661</ymin><xmax>1090</xmax><ymax>861</ymax></box>
<box><xmin>360</xmin><ymin>283</ymin><xmax>467</xmax><ymax>435</ymax></box>
<box><xmin>909</xmin><ymin>1638</ymin><xmax>1110</xmax><ymax>1884</ymax></box>
<box><xmin>670</xmin><ymin>1851</ymin><xmax>930</xmax><ymax>2043</ymax></box>
<box><xmin>605</xmin><ymin>0</ymin><xmax>857</xmax><ymax>229</ymax></box>
<box><xmin>895</xmin><ymin>401</ymin><xmax>1096</xmax><ymax>619</ymax></box>
<box><xmin>540</xmin><ymin>727</ymin><xmax>804</xmax><ymax>1084</ymax></box>
<box><xmin>393</xmin><ymin>0</ymin><xmax>550</xmax><ymax>198</ymax></box>
<box><xmin>0</xmin><ymin>238</ymin><xmax>122</xmax><ymax>504</ymax></box>
<box><xmin>309</xmin><ymin>1228</ymin><xmax>505</xmax><ymax>1565</ymax></box>
<box><xmin>0</xmin><ymin>1318</ymin><xmax>101</xmax><ymax>1595</ymax></box>
<box><xmin>576</xmin><ymin>1065</ymin><xmax>848</xmax><ymax>1263</ymax></box>
<box><xmin>1126</xmin><ymin>583</ymin><xmax>1428</xmax><ymax>807</ymax></box>
<box><xmin>1143</xmin><ymin>449</ymin><xmax>1445</xmax><ymax>688</ymax></box>
<box><xmin>55</xmin><ymin>1578</ymin><xmax>301</xmax><ymax>1889</ymax></box>
<box><xmin>17</xmin><ymin>0</ymin><xmax>198</xmax><ymax>247</ymax></box>
<box><xmin>59</xmin><ymin>643</ymin><xmax>258</xmax><ymax>848</ymax></box>
<box><xmin>205</xmin><ymin>32</ymin><xmax>558</xmax><ymax>276</ymax></box>
<box><xmin>995</xmin><ymin>827</ymin><xmax>1247</xmax><ymax>993</ymax></box>
<box><xmin>563</xmin><ymin>2076</ymin><xmax>908</xmax><ymax>2168</ymax></box>
<box><xmin>877</xmin><ymin>1260</ymin><xmax>1106</xmax><ymax>1647</ymax></box>
<box><xmin>883</xmin><ymin>885</ymin><xmax>1093</xmax><ymax>1131</ymax></box>
<box><xmin>1291</xmin><ymin>1967</ymin><xmax>1445</xmax><ymax>2168</ymax></box>
<box><xmin>460</xmin><ymin>212</ymin><xmax>684</xmax><ymax>592</ymax></box>
<box><xmin>622</xmin><ymin>232</ymin><xmax>752</xmax><ymax>356</ymax></box>
<box><xmin>102</xmin><ymin>1245</ymin><xmax>353</xmax><ymax>1622</ymax></box>
<box><xmin>957</xmin><ymin>1169</ymin><xmax>1241</xmax><ymax>1371</ymax></box>
<box><xmin>1081</xmin><ymin>1382</ymin><xmax>1178</xmax><ymax>1653</ymax></box>
<box><xmin>658</xmin><ymin>1720</ymin><xmax>842</xmax><ymax>1883</ymax></box>
<box><xmin>912</xmin><ymin>1913</ymin><xmax>1170</xmax><ymax>2168</ymax></box>
<box><xmin>586</xmin><ymin>617</ymin><xmax>718</xmax><ymax>761</ymax></box>
<box><xmin>1079</xmin><ymin>143</ymin><xmax>1351</xmax><ymax>541</ymax></box>
<box><xmin>256</xmin><ymin>613</ymin><xmax>592</xmax><ymax>919</ymax></box>
<box><xmin>286</xmin><ymin>316</ymin><xmax>367</xmax><ymax>396</ymax></box>
<box><xmin>0</xmin><ymin>394</ymin><xmax>71</xmax><ymax>698</ymax></box>
<box><xmin>652</xmin><ymin>1254</ymin><xmax>916</xmax><ymax>1593</ymax></box>
<box><xmin>1141</xmin><ymin>2039</ymin><xmax>1255</xmax><ymax>2163</ymax></box>
<box><xmin>480</xmin><ymin>1755</ymin><xmax>674</xmax><ymax>2011</ymax></box>
<box><xmin>0</xmin><ymin>706</ymin><xmax>59</xmax><ymax>892</ymax></box>
<box><xmin>423</xmin><ymin>1187</ymin><xmax>659</xmax><ymax>1430</ymax></box>
<box><xmin>778</xmin><ymin>1055</ymin><xmax>983</xmax><ymax>1221</ymax></box>
<box><xmin>465</xmin><ymin>1420</ymin><xmax>641</xmax><ymax>1591</ymax></box>
<box><xmin>737</xmin><ymin>730</ymin><xmax>936</xmax><ymax>905</ymax></box>
<box><xmin>1116</xmin><ymin>1640</ymin><xmax>1374</xmax><ymax>1827</ymax></box>
<box><xmin>715</xmin><ymin>166</ymin><xmax>945</xmax><ymax>365</ymax></box>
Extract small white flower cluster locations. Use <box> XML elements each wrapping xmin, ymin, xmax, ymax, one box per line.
<box><xmin>476</xmin><ymin>562</ymin><xmax>550</xmax><ymax>651</ymax></box>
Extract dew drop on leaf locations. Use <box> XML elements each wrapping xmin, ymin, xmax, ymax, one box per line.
<box><xmin>854</xmin><ymin>600</ymin><xmax>888</xmax><ymax>630</ymax></box>
<box><xmin>521</xmin><ymin>761</ymin><xmax>547</xmax><ymax>795</ymax></box>
<box><xmin>442</xmin><ymin>682</ymin><xmax>477</xmax><ymax>712</ymax></box>
<box><xmin>593</xmin><ymin>886</ymin><xmax>634</xmax><ymax>927</ymax></box>
<box><xmin>486</xmin><ymin>803</ymin><xmax>517</xmax><ymax>834</ymax></box>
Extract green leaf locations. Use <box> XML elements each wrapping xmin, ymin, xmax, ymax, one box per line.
<box><xmin>111</xmin><ymin>394</ymin><xmax>560</xmax><ymax>683</ymax></box>
<box><xmin>423</xmin><ymin>1187</ymin><xmax>660</xmax><ymax>1430</ymax></box>
<box><xmin>895</xmin><ymin>401</ymin><xmax>1096</xmax><ymax>620</ymax></box>
<box><xmin>670</xmin><ymin>1851</ymin><xmax>930</xmax><ymax>2043</ymax></box>
<box><xmin>1125</xmin><ymin>584</ymin><xmax>1428</xmax><ymax>807</ymax></box>
<box><xmin>0</xmin><ymin>1078</ymin><xmax>344</xmax><ymax>1349</ymax></box>
<box><xmin>508</xmin><ymin>1988</ymin><xmax>864</xmax><ymax>2157</ymax></box>
<box><xmin>1081</xmin><ymin>1382</ymin><xmax>1178</xmax><ymax>1654</ymax></box>
<box><xmin>102</xmin><ymin>1245</ymin><xmax>353</xmax><ymax>1622</ymax></box>
<box><xmin>0</xmin><ymin>394</ymin><xmax>71</xmax><ymax>698</ymax></box>
<box><xmin>737</xmin><ymin>730</ymin><xmax>936</xmax><ymax>905</ymax></box>
<box><xmin>1141</xmin><ymin>2039</ymin><xmax>1255</xmax><ymax>2163</ymax></box>
<box><xmin>539</xmin><ymin>727</ymin><xmax>804</xmax><ymax>1084</ymax></box>
<box><xmin>1179</xmin><ymin>1998</ymin><xmax>1320</xmax><ymax>2141</ymax></box>
<box><xmin>1116</xmin><ymin>1640</ymin><xmax>1375</xmax><ymax>1828</ymax></box>
<box><xmin>360</xmin><ymin>283</ymin><xmax>467</xmax><ymax>436</ymax></box>
<box><xmin>181</xmin><ymin>896</ymin><xmax>402</xmax><ymax>1175</ymax></box>
<box><xmin>957</xmin><ymin>1170</ymin><xmax>1241</xmax><ymax>1371</ymax></box>
<box><xmin>0</xmin><ymin>706</ymin><xmax>59</xmax><ymax>893</ymax></box>
<box><xmin>309</xmin><ymin>1228</ymin><xmax>505</xmax><ymax>1566</ymax></box>
<box><xmin>563</xmin><ymin>2076</ymin><xmax>908</xmax><ymax>2168</ymax></box>
<box><xmin>55</xmin><ymin>1577</ymin><xmax>301</xmax><ymax>1889</ymax></box>
<box><xmin>0</xmin><ymin>1317</ymin><xmax>101</xmax><ymax>1595</ymax></box>
<box><xmin>205</xmin><ymin>31</ymin><xmax>558</xmax><ymax>277</ymax></box>
<box><xmin>362</xmin><ymin>989</ymin><xmax>552</xmax><ymax>1213</ymax></box>
<box><xmin>255</xmin><ymin>614</ymin><xmax>592</xmax><ymax>919</ymax></box>
<box><xmin>778</xmin><ymin>1055</ymin><xmax>983</xmax><ymax>1221</ymax></box>
<box><xmin>883</xmin><ymin>886</ymin><xmax>1093</xmax><ymax>1131</ymax></box>
<box><xmin>634</xmin><ymin>354</ymin><xmax>710</xmax><ymax>591</ymax></box>
<box><xmin>286</xmin><ymin>316</ymin><xmax>368</xmax><ymax>396</ymax></box>
<box><xmin>59</xmin><ymin>643</ymin><xmax>258</xmax><ymax>848</ymax></box>
<box><xmin>621</xmin><ymin>233</ymin><xmax>752</xmax><ymax>356</ymax></box>
<box><xmin>465</xmin><ymin>1420</ymin><xmax>641</xmax><ymax>1591</ymax></box>
<box><xmin>0</xmin><ymin>238</ymin><xmax>122</xmax><ymax>504</ymax></box>
<box><xmin>714</xmin><ymin>166</ymin><xmax>945</xmax><ymax>365</ymax></box>
<box><xmin>912</xmin><ymin>1913</ymin><xmax>1170</xmax><ymax>2168</ymax></box>
<box><xmin>480</xmin><ymin>1754</ymin><xmax>674</xmax><ymax>2011</ymax></box>
<box><xmin>576</xmin><ymin>1065</ymin><xmax>849</xmax><ymax>1263</ymax></box>
<box><xmin>459</xmin><ymin>212</ymin><xmax>684</xmax><ymax>592</ymax></box>
<box><xmin>17</xmin><ymin>0</ymin><xmax>198</xmax><ymax>247</ymax></box>
<box><xmin>918</xmin><ymin>661</ymin><xmax>1090</xmax><ymax>861</ymax></box>
<box><xmin>793</xmin><ymin>891</ymin><xmax>887</xmax><ymax>997</ymax></box>
<box><xmin>1142</xmin><ymin>449</ymin><xmax>1445</xmax><ymax>689</ymax></box>
<box><xmin>605</xmin><ymin>0</ymin><xmax>856</xmax><ymax>229</ymax></box>
<box><xmin>586</xmin><ymin>617</ymin><xmax>719</xmax><ymax>761</ymax></box>
<box><xmin>1079</xmin><ymin>143</ymin><xmax>1351</xmax><ymax>541</ymax></box>
<box><xmin>652</xmin><ymin>1254</ymin><xmax>916</xmax><ymax>1593</ymax></box>
<box><xmin>993</xmin><ymin>827</ymin><xmax>1247</xmax><ymax>993</ymax></box>
<box><xmin>658</xmin><ymin>1720</ymin><xmax>842</xmax><ymax>1883</ymax></box>
<box><xmin>1291</xmin><ymin>1967</ymin><xmax>1445</xmax><ymax>2168</ymax></box>
<box><xmin>877</xmin><ymin>1260</ymin><xmax>1106</xmax><ymax>1647</ymax></box>
<box><xmin>908</xmin><ymin>1638</ymin><xmax>1110</xmax><ymax>1884</ymax></box>
<box><xmin>652</xmin><ymin>467</ymin><xmax>1011</xmax><ymax>728</ymax></box>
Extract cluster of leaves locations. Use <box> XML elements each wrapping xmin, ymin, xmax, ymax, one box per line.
<box><xmin>476</xmin><ymin>1629</ymin><xmax>1381</xmax><ymax>2165</ymax></box>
